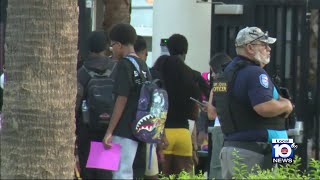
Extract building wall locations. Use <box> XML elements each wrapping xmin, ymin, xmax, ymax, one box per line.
<box><xmin>131</xmin><ymin>0</ymin><xmax>153</xmax><ymax>67</ymax></box>
<box><xmin>153</xmin><ymin>0</ymin><xmax>212</xmax><ymax>72</ymax></box>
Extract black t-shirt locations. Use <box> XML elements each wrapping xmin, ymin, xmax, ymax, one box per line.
<box><xmin>163</xmin><ymin>66</ymin><xmax>201</xmax><ymax>129</ymax></box>
<box><xmin>112</xmin><ymin>56</ymin><xmax>150</xmax><ymax>140</ymax></box>
<box><xmin>165</xmin><ymin>92</ymin><xmax>199</xmax><ymax>129</ymax></box>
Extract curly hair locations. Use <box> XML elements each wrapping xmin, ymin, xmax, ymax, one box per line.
<box><xmin>109</xmin><ymin>23</ymin><xmax>137</xmax><ymax>45</ymax></box>
<box><xmin>87</xmin><ymin>31</ymin><xmax>107</xmax><ymax>53</ymax></box>
<box><xmin>134</xmin><ymin>35</ymin><xmax>147</xmax><ymax>53</ymax></box>
<box><xmin>167</xmin><ymin>34</ymin><xmax>188</xmax><ymax>56</ymax></box>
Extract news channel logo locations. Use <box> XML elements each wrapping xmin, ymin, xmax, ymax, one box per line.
<box><xmin>272</xmin><ymin>139</ymin><xmax>298</xmax><ymax>164</ymax></box>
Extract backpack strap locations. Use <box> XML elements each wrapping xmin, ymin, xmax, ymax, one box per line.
<box><xmin>76</xmin><ymin>66</ymin><xmax>92</xmax><ymax>117</ymax></box>
<box><xmin>152</xmin><ymin>79</ymin><xmax>164</xmax><ymax>88</ymax></box>
<box><xmin>146</xmin><ymin>68</ymin><xmax>153</xmax><ymax>81</ymax></box>
<box><xmin>106</xmin><ymin>60</ymin><xmax>118</xmax><ymax>79</ymax></box>
<box><xmin>126</xmin><ymin>56</ymin><xmax>141</xmax><ymax>73</ymax></box>
<box><xmin>78</xmin><ymin>66</ymin><xmax>91</xmax><ymax>90</ymax></box>
<box><xmin>83</xmin><ymin>65</ymin><xmax>114</xmax><ymax>78</ymax></box>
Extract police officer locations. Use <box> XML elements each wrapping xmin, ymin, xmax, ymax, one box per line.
<box><xmin>214</xmin><ymin>27</ymin><xmax>293</xmax><ymax>179</ymax></box>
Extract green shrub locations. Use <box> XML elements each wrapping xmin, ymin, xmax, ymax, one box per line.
<box><xmin>158</xmin><ymin>151</ymin><xmax>320</xmax><ymax>180</ymax></box>
<box><xmin>232</xmin><ymin>149</ymin><xmax>320</xmax><ymax>179</ymax></box>
<box><xmin>309</xmin><ymin>158</ymin><xmax>320</xmax><ymax>179</ymax></box>
<box><xmin>159</xmin><ymin>170</ymin><xmax>205</xmax><ymax>180</ymax></box>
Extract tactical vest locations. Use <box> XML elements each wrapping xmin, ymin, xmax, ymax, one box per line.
<box><xmin>213</xmin><ymin>60</ymin><xmax>287</xmax><ymax>135</ymax></box>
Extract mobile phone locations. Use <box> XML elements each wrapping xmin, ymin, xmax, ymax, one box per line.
<box><xmin>190</xmin><ymin>97</ymin><xmax>205</xmax><ymax>106</ymax></box>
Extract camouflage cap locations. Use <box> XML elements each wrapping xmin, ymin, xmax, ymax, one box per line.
<box><xmin>235</xmin><ymin>27</ymin><xmax>276</xmax><ymax>47</ymax></box>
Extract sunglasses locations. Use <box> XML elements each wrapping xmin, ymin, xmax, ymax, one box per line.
<box><xmin>248</xmin><ymin>31</ymin><xmax>269</xmax><ymax>44</ymax></box>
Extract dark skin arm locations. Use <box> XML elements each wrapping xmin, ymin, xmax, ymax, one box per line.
<box><xmin>103</xmin><ymin>96</ymin><xmax>128</xmax><ymax>148</ymax></box>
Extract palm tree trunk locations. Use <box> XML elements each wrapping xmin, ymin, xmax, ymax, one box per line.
<box><xmin>102</xmin><ymin>0</ymin><xmax>131</xmax><ymax>31</ymax></box>
<box><xmin>0</xmin><ymin>0</ymin><xmax>78</xmax><ymax>179</ymax></box>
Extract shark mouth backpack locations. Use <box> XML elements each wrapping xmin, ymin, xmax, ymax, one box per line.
<box><xmin>126</xmin><ymin>56</ymin><xmax>168</xmax><ymax>144</ymax></box>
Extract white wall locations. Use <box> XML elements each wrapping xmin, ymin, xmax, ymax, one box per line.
<box><xmin>152</xmin><ymin>0</ymin><xmax>212</xmax><ymax>72</ymax></box>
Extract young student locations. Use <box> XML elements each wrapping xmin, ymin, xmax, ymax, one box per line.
<box><xmin>134</xmin><ymin>35</ymin><xmax>148</xmax><ymax>61</ymax></box>
<box><xmin>166</xmin><ymin>34</ymin><xmax>210</xmax><ymax>99</ymax></box>
<box><xmin>166</xmin><ymin>33</ymin><xmax>210</xmax><ymax>170</ymax></box>
<box><xmin>133</xmin><ymin>35</ymin><xmax>161</xmax><ymax>180</ymax></box>
<box><xmin>154</xmin><ymin>55</ymin><xmax>200</xmax><ymax>175</ymax></box>
<box><xmin>103</xmin><ymin>23</ymin><xmax>151</xmax><ymax>179</ymax></box>
<box><xmin>75</xmin><ymin>31</ymin><xmax>114</xmax><ymax>180</ymax></box>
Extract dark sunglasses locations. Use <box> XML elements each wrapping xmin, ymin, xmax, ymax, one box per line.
<box><xmin>248</xmin><ymin>31</ymin><xmax>269</xmax><ymax>44</ymax></box>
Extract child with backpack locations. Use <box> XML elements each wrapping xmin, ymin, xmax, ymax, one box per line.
<box><xmin>103</xmin><ymin>23</ymin><xmax>153</xmax><ymax>179</ymax></box>
<box><xmin>133</xmin><ymin>36</ymin><xmax>169</xmax><ymax>180</ymax></box>
<box><xmin>75</xmin><ymin>31</ymin><xmax>116</xmax><ymax>180</ymax></box>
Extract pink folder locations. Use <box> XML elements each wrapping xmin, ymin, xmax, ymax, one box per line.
<box><xmin>86</xmin><ymin>141</ymin><xmax>121</xmax><ymax>171</ymax></box>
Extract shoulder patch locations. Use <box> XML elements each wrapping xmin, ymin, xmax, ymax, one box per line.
<box><xmin>259</xmin><ymin>74</ymin><xmax>269</xmax><ymax>88</ymax></box>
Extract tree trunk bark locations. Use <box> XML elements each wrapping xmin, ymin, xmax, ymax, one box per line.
<box><xmin>102</xmin><ymin>0</ymin><xmax>131</xmax><ymax>31</ymax></box>
<box><xmin>0</xmin><ymin>0</ymin><xmax>78</xmax><ymax>179</ymax></box>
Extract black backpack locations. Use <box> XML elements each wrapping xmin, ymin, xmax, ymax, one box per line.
<box><xmin>80</xmin><ymin>61</ymin><xmax>118</xmax><ymax>132</ymax></box>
